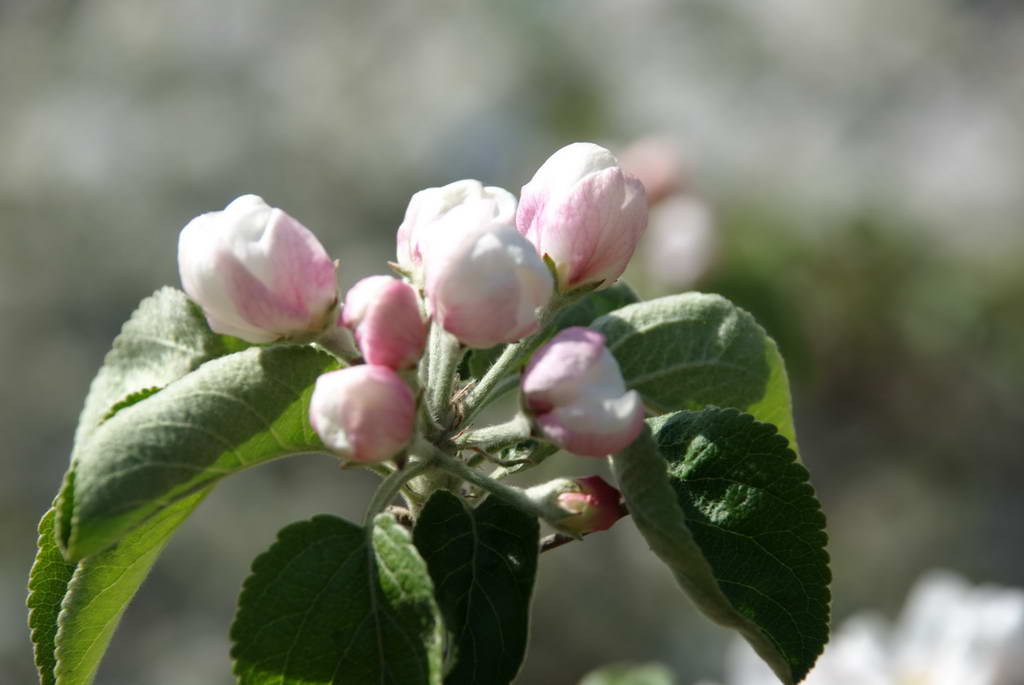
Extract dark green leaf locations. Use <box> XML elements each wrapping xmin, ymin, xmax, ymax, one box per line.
<box><xmin>61</xmin><ymin>344</ymin><xmax>338</xmax><ymax>560</ymax></box>
<box><xmin>465</xmin><ymin>282</ymin><xmax>640</xmax><ymax>380</ymax></box>
<box><xmin>413</xmin><ymin>491</ymin><xmax>540</xmax><ymax>684</ymax></box>
<box><xmin>611</xmin><ymin>411</ymin><xmax>829</xmax><ymax>684</ymax></box>
<box><xmin>231</xmin><ymin>513</ymin><xmax>443</xmax><ymax>685</ymax></box>
<box><xmin>592</xmin><ymin>293</ymin><xmax>798</xmax><ymax>451</ymax></box>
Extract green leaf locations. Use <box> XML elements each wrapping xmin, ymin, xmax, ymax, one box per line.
<box><xmin>413</xmin><ymin>491</ymin><xmax>540</xmax><ymax>684</ymax></box>
<box><xmin>578</xmin><ymin>663</ymin><xmax>676</xmax><ymax>685</ymax></box>
<box><xmin>465</xmin><ymin>282</ymin><xmax>640</xmax><ymax>379</ymax></box>
<box><xmin>592</xmin><ymin>293</ymin><xmax>798</xmax><ymax>452</ymax></box>
<box><xmin>73</xmin><ymin>287</ymin><xmax>247</xmax><ymax>447</ymax></box>
<box><xmin>27</xmin><ymin>508</ymin><xmax>76</xmax><ymax>685</ymax></box>
<box><xmin>29</xmin><ymin>287</ymin><xmax>246</xmax><ymax>683</ymax></box>
<box><xmin>61</xmin><ymin>344</ymin><xmax>338</xmax><ymax>560</ymax></box>
<box><xmin>99</xmin><ymin>386</ymin><xmax>162</xmax><ymax>423</ymax></box>
<box><xmin>231</xmin><ymin>513</ymin><xmax>444</xmax><ymax>685</ymax></box>
<box><xmin>611</xmin><ymin>411</ymin><xmax>829</xmax><ymax>684</ymax></box>
<box><xmin>54</xmin><ymin>286</ymin><xmax>249</xmax><ymax>552</ymax></box>
<box><xmin>28</xmin><ymin>493</ymin><xmax>209</xmax><ymax>685</ymax></box>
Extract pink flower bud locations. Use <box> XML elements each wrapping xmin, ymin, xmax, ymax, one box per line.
<box><xmin>422</xmin><ymin>202</ymin><xmax>553</xmax><ymax>349</ymax></box>
<box><xmin>557</xmin><ymin>475</ymin><xmax>628</xmax><ymax>534</ymax></box>
<box><xmin>341</xmin><ymin>276</ymin><xmax>426</xmax><ymax>369</ymax></box>
<box><xmin>396</xmin><ymin>180</ymin><xmax>517</xmax><ymax>285</ymax></box>
<box><xmin>517</xmin><ymin>142</ymin><xmax>648</xmax><ymax>290</ymax></box>
<box><xmin>178</xmin><ymin>195</ymin><xmax>338</xmax><ymax>344</ymax></box>
<box><xmin>521</xmin><ymin>326</ymin><xmax>645</xmax><ymax>456</ymax></box>
<box><xmin>309</xmin><ymin>365</ymin><xmax>415</xmax><ymax>463</ymax></box>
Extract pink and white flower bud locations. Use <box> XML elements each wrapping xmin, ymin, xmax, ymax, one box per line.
<box><xmin>178</xmin><ymin>194</ymin><xmax>338</xmax><ymax>344</ymax></box>
<box><xmin>341</xmin><ymin>275</ymin><xmax>426</xmax><ymax>369</ymax></box>
<box><xmin>309</xmin><ymin>365</ymin><xmax>414</xmax><ymax>463</ymax></box>
<box><xmin>422</xmin><ymin>202</ymin><xmax>553</xmax><ymax>349</ymax></box>
<box><xmin>396</xmin><ymin>180</ymin><xmax>517</xmax><ymax>285</ymax></box>
<box><xmin>521</xmin><ymin>326</ymin><xmax>645</xmax><ymax>456</ymax></box>
<box><xmin>557</xmin><ymin>475</ymin><xmax>628</xmax><ymax>534</ymax></box>
<box><xmin>517</xmin><ymin>142</ymin><xmax>648</xmax><ymax>290</ymax></box>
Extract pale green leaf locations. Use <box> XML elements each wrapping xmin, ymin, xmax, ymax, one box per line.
<box><xmin>29</xmin><ymin>287</ymin><xmax>246</xmax><ymax>684</ymax></box>
<box><xmin>61</xmin><ymin>344</ymin><xmax>338</xmax><ymax>560</ymax></box>
<box><xmin>592</xmin><ymin>293</ymin><xmax>798</xmax><ymax>452</ymax></box>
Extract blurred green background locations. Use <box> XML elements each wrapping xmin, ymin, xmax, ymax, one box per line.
<box><xmin>2</xmin><ymin>1</ymin><xmax>1022</xmax><ymax>683</ymax></box>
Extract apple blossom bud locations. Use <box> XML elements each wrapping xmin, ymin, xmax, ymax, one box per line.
<box><xmin>422</xmin><ymin>202</ymin><xmax>553</xmax><ymax>349</ymax></box>
<box><xmin>309</xmin><ymin>365</ymin><xmax>414</xmax><ymax>463</ymax></box>
<box><xmin>521</xmin><ymin>326</ymin><xmax>645</xmax><ymax>456</ymax></box>
<box><xmin>524</xmin><ymin>475</ymin><xmax>627</xmax><ymax>534</ymax></box>
<box><xmin>178</xmin><ymin>194</ymin><xmax>338</xmax><ymax>344</ymax></box>
<box><xmin>341</xmin><ymin>275</ymin><xmax>426</xmax><ymax>369</ymax></box>
<box><xmin>517</xmin><ymin>142</ymin><xmax>648</xmax><ymax>291</ymax></box>
<box><xmin>557</xmin><ymin>475</ymin><xmax>628</xmax><ymax>534</ymax></box>
<box><xmin>396</xmin><ymin>180</ymin><xmax>517</xmax><ymax>285</ymax></box>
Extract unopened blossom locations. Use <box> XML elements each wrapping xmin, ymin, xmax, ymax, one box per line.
<box><xmin>309</xmin><ymin>365</ymin><xmax>415</xmax><ymax>463</ymax></box>
<box><xmin>521</xmin><ymin>326</ymin><xmax>645</xmax><ymax>456</ymax></box>
<box><xmin>556</xmin><ymin>475</ymin><xmax>628</xmax><ymax>534</ymax></box>
<box><xmin>396</xmin><ymin>179</ymin><xmax>517</xmax><ymax>285</ymax></box>
<box><xmin>341</xmin><ymin>275</ymin><xmax>426</xmax><ymax>369</ymax></box>
<box><xmin>178</xmin><ymin>194</ymin><xmax>337</xmax><ymax>344</ymax></box>
<box><xmin>422</xmin><ymin>199</ymin><xmax>553</xmax><ymax>348</ymax></box>
<box><xmin>517</xmin><ymin>142</ymin><xmax>648</xmax><ymax>290</ymax></box>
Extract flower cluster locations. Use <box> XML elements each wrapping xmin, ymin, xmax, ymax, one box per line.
<box><xmin>177</xmin><ymin>142</ymin><xmax>650</xmax><ymax>534</ymax></box>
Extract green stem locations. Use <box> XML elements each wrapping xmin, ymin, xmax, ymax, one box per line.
<box><xmin>432</xmin><ymin>450</ymin><xmax>562</xmax><ymax>524</ymax></box>
<box><xmin>425</xmin><ymin>324</ymin><xmax>464</xmax><ymax>431</ymax></box>
<box><xmin>315</xmin><ymin>324</ymin><xmax>362</xmax><ymax>365</ymax></box>
<box><xmin>460</xmin><ymin>341</ymin><xmax>530</xmax><ymax>427</ymax></box>
<box><xmin>458</xmin><ymin>292</ymin><xmax>577</xmax><ymax>427</ymax></box>
<box><xmin>363</xmin><ymin>457</ymin><xmax>435</xmax><ymax>526</ymax></box>
<box><xmin>454</xmin><ymin>413</ymin><xmax>532</xmax><ymax>451</ymax></box>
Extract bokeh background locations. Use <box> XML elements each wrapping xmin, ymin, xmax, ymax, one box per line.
<box><xmin>2</xmin><ymin>1</ymin><xmax>1023</xmax><ymax>683</ymax></box>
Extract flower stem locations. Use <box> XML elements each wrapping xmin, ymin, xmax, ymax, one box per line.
<box><xmin>425</xmin><ymin>324</ymin><xmax>464</xmax><ymax>431</ymax></box>
<box><xmin>454</xmin><ymin>413</ymin><xmax>532</xmax><ymax>451</ymax></box>
<box><xmin>457</xmin><ymin>292</ymin><xmax>578</xmax><ymax>427</ymax></box>
<box><xmin>315</xmin><ymin>325</ymin><xmax>362</xmax><ymax>365</ymax></box>
<box><xmin>431</xmin><ymin>450</ymin><xmax>565</xmax><ymax>525</ymax></box>
<box><xmin>362</xmin><ymin>457</ymin><xmax>435</xmax><ymax>527</ymax></box>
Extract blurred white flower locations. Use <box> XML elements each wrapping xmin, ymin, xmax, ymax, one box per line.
<box><xmin>714</xmin><ymin>570</ymin><xmax>1024</xmax><ymax>685</ymax></box>
<box><xmin>641</xmin><ymin>195</ymin><xmax>717</xmax><ymax>291</ymax></box>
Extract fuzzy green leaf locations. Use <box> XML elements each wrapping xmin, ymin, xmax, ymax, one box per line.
<box><xmin>611</xmin><ymin>410</ymin><xmax>829</xmax><ymax>684</ymax></box>
<box><xmin>27</xmin><ymin>509</ymin><xmax>76</xmax><ymax>685</ymax></box>
<box><xmin>29</xmin><ymin>287</ymin><xmax>246</xmax><ymax>684</ymax></box>
<box><xmin>413</xmin><ymin>491</ymin><xmax>540</xmax><ymax>684</ymax></box>
<box><xmin>592</xmin><ymin>293</ymin><xmax>798</xmax><ymax>451</ymax></box>
<box><xmin>231</xmin><ymin>513</ymin><xmax>443</xmax><ymax>685</ymax></box>
<box><xmin>60</xmin><ymin>344</ymin><xmax>338</xmax><ymax>561</ymax></box>
<box><xmin>73</xmin><ymin>287</ymin><xmax>248</xmax><ymax>447</ymax></box>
